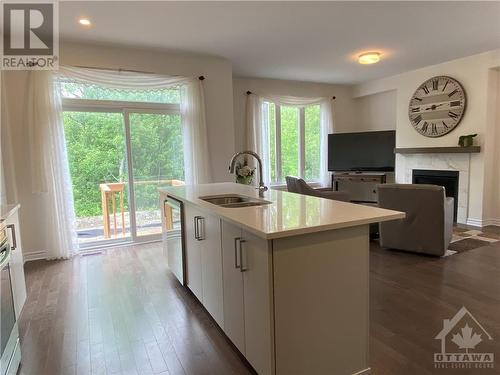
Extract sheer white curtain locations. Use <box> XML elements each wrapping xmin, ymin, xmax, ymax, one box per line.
<box><xmin>27</xmin><ymin>71</ymin><xmax>78</xmax><ymax>259</ymax></box>
<box><xmin>181</xmin><ymin>80</ymin><xmax>211</xmax><ymax>185</ymax></box>
<box><xmin>319</xmin><ymin>99</ymin><xmax>334</xmax><ymax>187</ymax></box>
<box><xmin>57</xmin><ymin>66</ymin><xmax>193</xmax><ymax>89</ymax></box>
<box><xmin>56</xmin><ymin>66</ymin><xmax>211</xmax><ymax>185</ymax></box>
<box><xmin>246</xmin><ymin>93</ymin><xmax>334</xmax><ymax>187</ymax></box>
<box><xmin>246</xmin><ymin>93</ymin><xmax>270</xmax><ymax>184</ymax></box>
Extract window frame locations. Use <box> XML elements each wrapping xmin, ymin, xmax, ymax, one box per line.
<box><xmin>268</xmin><ymin>103</ymin><xmax>321</xmax><ymax>186</ymax></box>
<box><xmin>61</xmin><ymin>97</ymin><xmax>180</xmax><ymax>114</ymax></box>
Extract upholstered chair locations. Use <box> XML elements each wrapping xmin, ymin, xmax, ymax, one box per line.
<box><xmin>377</xmin><ymin>184</ymin><xmax>454</xmax><ymax>256</ymax></box>
<box><xmin>285</xmin><ymin>176</ymin><xmax>350</xmax><ymax>202</ymax></box>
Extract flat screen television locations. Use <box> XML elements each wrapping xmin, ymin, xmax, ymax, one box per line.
<box><xmin>328</xmin><ymin>130</ymin><xmax>395</xmax><ymax>172</ymax></box>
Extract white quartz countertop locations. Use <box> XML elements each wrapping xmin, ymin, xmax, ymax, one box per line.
<box><xmin>0</xmin><ymin>204</ymin><xmax>20</xmax><ymax>221</ymax></box>
<box><xmin>158</xmin><ymin>183</ymin><xmax>405</xmax><ymax>240</ymax></box>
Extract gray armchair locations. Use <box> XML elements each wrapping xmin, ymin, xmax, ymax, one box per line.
<box><xmin>377</xmin><ymin>184</ymin><xmax>454</xmax><ymax>256</ymax></box>
<box><xmin>285</xmin><ymin>176</ymin><xmax>350</xmax><ymax>202</ymax></box>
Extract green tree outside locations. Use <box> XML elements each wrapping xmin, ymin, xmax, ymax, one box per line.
<box><xmin>61</xmin><ymin>83</ymin><xmax>184</xmax><ymax>218</ymax></box>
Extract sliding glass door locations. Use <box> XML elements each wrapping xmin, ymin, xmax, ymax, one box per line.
<box><xmin>63</xmin><ymin>111</ymin><xmax>132</xmax><ymax>245</ymax></box>
<box><xmin>127</xmin><ymin>111</ymin><xmax>184</xmax><ymax>239</ymax></box>
<box><xmin>63</xmin><ymin>106</ymin><xmax>182</xmax><ymax>248</ymax></box>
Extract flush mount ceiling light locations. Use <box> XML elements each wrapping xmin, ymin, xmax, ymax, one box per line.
<box><xmin>358</xmin><ymin>52</ymin><xmax>381</xmax><ymax>65</ymax></box>
<box><xmin>78</xmin><ymin>18</ymin><xmax>92</xmax><ymax>26</ymax></box>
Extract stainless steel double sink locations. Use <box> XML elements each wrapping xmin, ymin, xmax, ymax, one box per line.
<box><xmin>199</xmin><ymin>194</ymin><xmax>272</xmax><ymax>208</ymax></box>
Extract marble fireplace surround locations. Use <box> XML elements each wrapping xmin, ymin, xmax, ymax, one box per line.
<box><xmin>395</xmin><ymin>153</ymin><xmax>471</xmax><ymax>224</ymax></box>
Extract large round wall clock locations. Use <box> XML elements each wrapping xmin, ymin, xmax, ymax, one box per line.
<box><xmin>408</xmin><ymin>76</ymin><xmax>466</xmax><ymax>137</ymax></box>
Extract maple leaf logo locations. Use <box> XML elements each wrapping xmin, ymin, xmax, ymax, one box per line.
<box><xmin>451</xmin><ymin>324</ymin><xmax>483</xmax><ymax>353</ymax></box>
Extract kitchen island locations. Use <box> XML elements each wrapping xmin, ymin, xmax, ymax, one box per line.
<box><xmin>158</xmin><ymin>183</ymin><xmax>404</xmax><ymax>375</ymax></box>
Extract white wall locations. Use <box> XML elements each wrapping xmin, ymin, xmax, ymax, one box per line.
<box><xmin>353</xmin><ymin>90</ymin><xmax>396</xmax><ymax>132</ymax></box>
<box><xmin>1</xmin><ymin>72</ymin><xmax>19</xmax><ymax>206</ymax></box>
<box><xmin>495</xmin><ymin>72</ymin><xmax>500</xmax><ymax>223</ymax></box>
<box><xmin>233</xmin><ymin>77</ymin><xmax>365</xmax><ymax>152</ymax></box>
<box><xmin>354</xmin><ymin>49</ymin><xmax>500</xmax><ymax>225</ymax></box>
<box><xmin>2</xmin><ymin>71</ymin><xmax>45</xmax><ymax>257</ymax></box>
<box><xmin>3</xmin><ymin>41</ymin><xmax>236</xmax><ymax>258</ymax></box>
<box><xmin>482</xmin><ymin>70</ymin><xmax>500</xmax><ymax>225</ymax></box>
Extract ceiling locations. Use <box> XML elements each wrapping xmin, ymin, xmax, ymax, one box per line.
<box><xmin>59</xmin><ymin>1</ymin><xmax>500</xmax><ymax>84</ymax></box>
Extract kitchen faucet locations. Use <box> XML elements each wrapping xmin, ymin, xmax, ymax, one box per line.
<box><xmin>229</xmin><ymin>151</ymin><xmax>268</xmax><ymax>197</ymax></box>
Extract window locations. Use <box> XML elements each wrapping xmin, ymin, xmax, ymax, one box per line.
<box><xmin>264</xmin><ymin>102</ymin><xmax>321</xmax><ymax>184</ymax></box>
<box><xmin>58</xmin><ymin>80</ymin><xmax>183</xmax><ymax>246</ymax></box>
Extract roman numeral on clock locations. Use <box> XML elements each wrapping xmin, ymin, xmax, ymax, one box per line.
<box><xmin>422</xmin><ymin>85</ymin><xmax>430</xmax><ymax>95</ymax></box>
<box><xmin>442</xmin><ymin>121</ymin><xmax>449</xmax><ymax>128</ymax></box>
<box><xmin>432</xmin><ymin>79</ymin><xmax>439</xmax><ymax>90</ymax></box>
<box><xmin>412</xmin><ymin>114</ymin><xmax>422</xmax><ymax>124</ymax></box>
<box><xmin>431</xmin><ymin>123</ymin><xmax>437</xmax><ymax>134</ymax></box>
<box><xmin>411</xmin><ymin>107</ymin><xmax>419</xmax><ymax>113</ymax></box>
<box><xmin>442</xmin><ymin>80</ymin><xmax>449</xmax><ymax>92</ymax></box>
<box><xmin>448</xmin><ymin>89</ymin><xmax>458</xmax><ymax>98</ymax></box>
<box><xmin>448</xmin><ymin>111</ymin><xmax>459</xmax><ymax>119</ymax></box>
<box><xmin>421</xmin><ymin>122</ymin><xmax>429</xmax><ymax>133</ymax></box>
<box><xmin>450</xmin><ymin>100</ymin><xmax>461</xmax><ymax>107</ymax></box>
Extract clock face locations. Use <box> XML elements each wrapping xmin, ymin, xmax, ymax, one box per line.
<box><xmin>408</xmin><ymin>76</ymin><xmax>466</xmax><ymax>138</ymax></box>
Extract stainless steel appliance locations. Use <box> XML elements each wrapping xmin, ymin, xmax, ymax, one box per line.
<box><xmin>0</xmin><ymin>224</ymin><xmax>21</xmax><ymax>375</ymax></box>
<box><xmin>163</xmin><ymin>196</ymin><xmax>185</xmax><ymax>285</ymax></box>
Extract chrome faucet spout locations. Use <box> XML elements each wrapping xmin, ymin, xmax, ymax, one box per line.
<box><xmin>229</xmin><ymin>151</ymin><xmax>268</xmax><ymax>197</ymax></box>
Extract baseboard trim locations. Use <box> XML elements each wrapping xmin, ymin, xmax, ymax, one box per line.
<box><xmin>482</xmin><ymin>218</ymin><xmax>500</xmax><ymax>227</ymax></box>
<box><xmin>352</xmin><ymin>367</ymin><xmax>371</xmax><ymax>375</ymax></box>
<box><xmin>23</xmin><ymin>250</ymin><xmax>47</xmax><ymax>263</ymax></box>
<box><xmin>466</xmin><ymin>218</ymin><xmax>500</xmax><ymax>228</ymax></box>
<box><xmin>466</xmin><ymin>218</ymin><xmax>483</xmax><ymax>227</ymax></box>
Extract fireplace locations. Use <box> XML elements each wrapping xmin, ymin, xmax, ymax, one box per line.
<box><xmin>412</xmin><ymin>169</ymin><xmax>459</xmax><ymax>222</ymax></box>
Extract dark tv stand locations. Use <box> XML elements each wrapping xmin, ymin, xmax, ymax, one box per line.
<box><xmin>331</xmin><ymin>171</ymin><xmax>388</xmax><ymax>203</ymax></box>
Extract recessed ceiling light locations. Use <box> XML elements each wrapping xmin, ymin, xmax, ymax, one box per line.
<box><xmin>358</xmin><ymin>52</ymin><xmax>381</xmax><ymax>65</ymax></box>
<box><xmin>78</xmin><ymin>18</ymin><xmax>91</xmax><ymax>26</ymax></box>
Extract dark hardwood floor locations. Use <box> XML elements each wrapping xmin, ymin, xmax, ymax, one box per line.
<box><xmin>19</xmin><ymin>244</ymin><xmax>251</xmax><ymax>375</ymax></box>
<box><xmin>369</xmin><ymin>239</ymin><xmax>500</xmax><ymax>375</ymax></box>
<box><xmin>19</xmin><ymin>232</ymin><xmax>500</xmax><ymax>375</ymax></box>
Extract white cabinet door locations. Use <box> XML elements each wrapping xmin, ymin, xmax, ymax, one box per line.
<box><xmin>6</xmin><ymin>210</ymin><xmax>27</xmax><ymax>319</ymax></box>
<box><xmin>241</xmin><ymin>230</ymin><xmax>274</xmax><ymax>375</ymax></box>
<box><xmin>200</xmin><ymin>215</ymin><xmax>224</xmax><ymax>327</ymax></box>
<box><xmin>221</xmin><ymin>221</ymin><xmax>245</xmax><ymax>353</ymax></box>
<box><xmin>184</xmin><ymin>205</ymin><xmax>224</xmax><ymax>327</ymax></box>
<box><xmin>184</xmin><ymin>205</ymin><xmax>203</xmax><ymax>301</ymax></box>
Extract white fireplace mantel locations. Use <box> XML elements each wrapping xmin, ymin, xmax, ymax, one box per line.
<box><xmin>395</xmin><ymin>153</ymin><xmax>471</xmax><ymax>224</ymax></box>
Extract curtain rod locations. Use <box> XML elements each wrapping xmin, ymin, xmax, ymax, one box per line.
<box><xmin>246</xmin><ymin>90</ymin><xmax>336</xmax><ymax>100</ymax></box>
<box><xmin>69</xmin><ymin>64</ymin><xmax>205</xmax><ymax>80</ymax></box>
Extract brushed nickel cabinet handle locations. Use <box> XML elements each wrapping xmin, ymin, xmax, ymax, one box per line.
<box><xmin>7</xmin><ymin>224</ymin><xmax>16</xmax><ymax>250</ymax></box>
<box><xmin>234</xmin><ymin>237</ymin><xmax>241</xmax><ymax>269</ymax></box>
<box><xmin>194</xmin><ymin>216</ymin><xmax>200</xmax><ymax>240</ymax></box>
<box><xmin>197</xmin><ymin>217</ymin><xmax>205</xmax><ymax>241</ymax></box>
<box><xmin>239</xmin><ymin>239</ymin><xmax>247</xmax><ymax>272</ymax></box>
